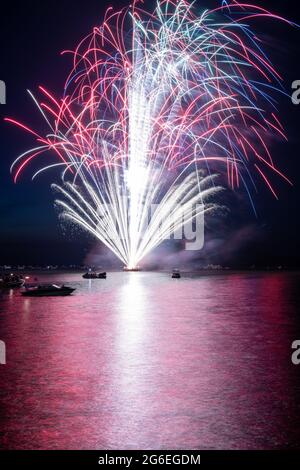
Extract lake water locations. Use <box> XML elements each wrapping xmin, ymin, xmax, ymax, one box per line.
<box><xmin>0</xmin><ymin>271</ymin><xmax>300</xmax><ymax>449</ymax></box>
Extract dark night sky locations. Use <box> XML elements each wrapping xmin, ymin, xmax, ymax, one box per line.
<box><xmin>0</xmin><ymin>0</ymin><xmax>300</xmax><ymax>267</ymax></box>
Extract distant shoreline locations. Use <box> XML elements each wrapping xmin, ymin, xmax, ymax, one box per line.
<box><xmin>1</xmin><ymin>268</ymin><xmax>300</xmax><ymax>275</ymax></box>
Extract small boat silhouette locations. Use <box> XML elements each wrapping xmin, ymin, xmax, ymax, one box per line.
<box><xmin>172</xmin><ymin>269</ymin><xmax>181</xmax><ymax>279</ymax></box>
<box><xmin>22</xmin><ymin>284</ymin><xmax>75</xmax><ymax>297</ymax></box>
<box><xmin>0</xmin><ymin>273</ymin><xmax>25</xmax><ymax>289</ymax></box>
<box><xmin>82</xmin><ymin>271</ymin><xmax>107</xmax><ymax>279</ymax></box>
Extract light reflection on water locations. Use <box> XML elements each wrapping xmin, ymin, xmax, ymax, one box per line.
<box><xmin>0</xmin><ymin>271</ymin><xmax>300</xmax><ymax>449</ymax></box>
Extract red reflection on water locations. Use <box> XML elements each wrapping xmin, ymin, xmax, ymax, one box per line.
<box><xmin>0</xmin><ymin>271</ymin><xmax>300</xmax><ymax>449</ymax></box>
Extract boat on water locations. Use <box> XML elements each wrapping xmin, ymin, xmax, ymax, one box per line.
<box><xmin>82</xmin><ymin>271</ymin><xmax>107</xmax><ymax>279</ymax></box>
<box><xmin>22</xmin><ymin>284</ymin><xmax>75</xmax><ymax>297</ymax></box>
<box><xmin>123</xmin><ymin>266</ymin><xmax>141</xmax><ymax>272</ymax></box>
<box><xmin>172</xmin><ymin>269</ymin><xmax>181</xmax><ymax>279</ymax></box>
<box><xmin>0</xmin><ymin>274</ymin><xmax>25</xmax><ymax>289</ymax></box>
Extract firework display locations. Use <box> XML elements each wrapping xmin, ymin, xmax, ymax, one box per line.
<box><xmin>6</xmin><ymin>0</ymin><xmax>293</xmax><ymax>268</ymax></box>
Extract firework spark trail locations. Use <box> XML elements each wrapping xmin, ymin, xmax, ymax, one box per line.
<box><xmin>6</xmin><ymin>0</ymin><xmax>295</xmax><ymax>268</ymax></box>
